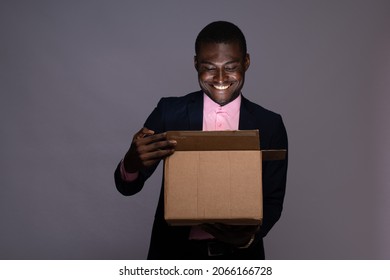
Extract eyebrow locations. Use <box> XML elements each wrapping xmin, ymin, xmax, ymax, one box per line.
<box><xmin>198</xmin><ymin>60</ymin><xmax>240</xmax><ymax>66</ymax></box>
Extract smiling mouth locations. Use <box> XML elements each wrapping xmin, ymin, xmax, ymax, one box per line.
<box><xmin>213</xmin><ymin>84</ymin><xmax>231</xmax><ymax>90</ymax></box>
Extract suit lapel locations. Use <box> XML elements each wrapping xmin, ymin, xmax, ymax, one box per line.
<box><xmin>239</xmin><ymin>95</ymin><xmax>257</xmax><ymax>130</ymax></box>
<box><xmin>187</xmin><ymin>91</ymin><xmax>203</xmax><ymax>130</ymax></box>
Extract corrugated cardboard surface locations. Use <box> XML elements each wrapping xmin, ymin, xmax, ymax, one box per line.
<box><xmin>164</xmin><ymin>130</ymin><xmax>263</xmax><ymax>225</ymax></box>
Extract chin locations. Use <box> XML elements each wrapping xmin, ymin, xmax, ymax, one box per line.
<box><xmin>214</xmin><ymin>92</ymin><xmax>240</xmax><ymax>105</ymax></box>
<box><xmin>213</xmin><ymin>97</ymin><xmax>234</xmax><ymax>106</ymax></box>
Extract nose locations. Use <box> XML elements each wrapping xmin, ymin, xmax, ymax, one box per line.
<box><xmin>214</xmin><ymin>68</ymin><xmax>226</xmax><ymax>84</ymax></box>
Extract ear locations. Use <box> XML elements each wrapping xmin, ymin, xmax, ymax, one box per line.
<box><xmin>194</xmin><ymin>55</ymin><xmax>199</xmax><ymax>71</ymax></box>
<box><xmin>244</xmin><ymin>53</ymin><xmax>250</xmax><ymax>71</ymax></box>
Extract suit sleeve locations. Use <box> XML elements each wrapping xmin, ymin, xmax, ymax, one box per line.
<box><xmin>259</xmin><ymin>115</ymin><xmax>288</xmax><ymax>237</ymax></box>
<box><xmin>114</xmin><ymin>98</ymin><xmax>166</xmax><ymax>196</ymax></box>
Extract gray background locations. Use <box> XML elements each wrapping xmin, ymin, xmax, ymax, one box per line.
<box><xmin>1</xmin><ymin>0</ymin><xmax>389</xmax><ymax>259</ymax></box>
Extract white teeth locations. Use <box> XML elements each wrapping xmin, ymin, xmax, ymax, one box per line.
<box><xmin>214</xmin><ymin>84</ymin><xmax>229</xmax><ymax>90</ymax></box>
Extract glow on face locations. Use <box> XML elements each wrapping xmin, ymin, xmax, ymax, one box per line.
<box><xmin>195</xmin><ymin>42</ymin><xmax>250</xmax><ymax>106</ymax></box>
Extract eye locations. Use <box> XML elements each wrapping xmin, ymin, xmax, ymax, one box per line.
<box><xmin>201</xmin><ymin>65</ymin><xmax>216</xmax><ymax>72</ymax></box>
<box><xmin>225</xmin><ymin>65</ymin><xmax>239</xmax><ymax>72</ymax></box>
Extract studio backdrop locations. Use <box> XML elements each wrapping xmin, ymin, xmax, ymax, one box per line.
<box><xmin>1</xmin><ymin>0</ymin><xmax>389</xmax><ymax>259</ymax></box>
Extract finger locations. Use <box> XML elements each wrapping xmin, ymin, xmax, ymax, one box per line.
<box><xmin>137</xmin><ymin>139</ymin><xmax>177</xmax><ymax>154</ymax></box>
<box><xmin>134</xmin><ymin>127</ymin><xmax>155</xmax><ymax>140</ymax></box>
<box><xmin>134</xmin><ymin>133</ymin><xmax>166</xmax><ymax>148</ymax></box>
<box><xmin>149</xmin><ymin>139</ymin><xmax>177</xmax><ymax>151</ymax></box>
<box><xmin>140</xmin><ymin>148</ymin><xmax>175</xmax><ymax>163</ymax></box>
<box><xmin>141</xmin><ymin>148</ymin><xmax>176</xmax><ymax>168</ymax></box>
<box><xmin>138</xmin><ymin>132</ymin><xmax>169</xmax><ymax>144</ymax></box>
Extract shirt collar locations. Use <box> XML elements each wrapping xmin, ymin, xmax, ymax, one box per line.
<box><xmin>203</xmin><ymin>93</ymin><xmax>242</xmax><ymax>116</ymax></box>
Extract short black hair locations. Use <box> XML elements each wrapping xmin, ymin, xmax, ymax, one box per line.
<box><xmin>195</xmin><ymin>21</ymin><xmax>247</xmax><ymax>58</ymax></box>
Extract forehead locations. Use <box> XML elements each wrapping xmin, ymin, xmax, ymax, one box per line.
<box><xmin>196</xmin><ymin>42</ymin><xmax>243</xmax><ymax>61</ymax></box>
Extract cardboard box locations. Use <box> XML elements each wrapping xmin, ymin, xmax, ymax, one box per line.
<box><xmin>164</xmin><ymin>130</ymin><xmax>264</xmax><ymax>226</ymax></box>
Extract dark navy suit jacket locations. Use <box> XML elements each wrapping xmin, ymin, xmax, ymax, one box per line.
<box><xmin>115</xmin><ymin>91</ymin><xmax>288</xmax><ymax>259</ymax></box>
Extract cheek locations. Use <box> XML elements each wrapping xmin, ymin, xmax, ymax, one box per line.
<box><xmin>230</xmin><ymin>73</ymin><xmax>243</xmax><ymax>82</ymax></box>
<box><xmin>199</xmin><ymin>72</ymin><xmax>211</xmax><ymax>79</ymax></box>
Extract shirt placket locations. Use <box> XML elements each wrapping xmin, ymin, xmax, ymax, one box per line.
<box><xmin>215</xmin><ymin>107</ymin><xmax>229</xmax><ymax>130</ymax></box>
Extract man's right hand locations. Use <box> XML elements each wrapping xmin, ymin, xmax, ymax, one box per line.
<box><xmin>123</xmin><ymin>127</ymin><xmax>176</xmax><ymax>173</ymax></box>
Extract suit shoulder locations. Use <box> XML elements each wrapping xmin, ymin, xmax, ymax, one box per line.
<box><xmin>145</xmin><ymin>91</ymin><xmax>202</xmax><ymax>132</ymax></box>
<box><xmin>241</xmin><ymin>97</ymin><xmax>287</xmax><ymax>149</ymax></box>
<box><xmin>242</xmin><ymin>96</ymin><xmax>282</xmax><ymax>121</ymax></box>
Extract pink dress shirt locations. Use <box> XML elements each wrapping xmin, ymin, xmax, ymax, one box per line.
<box><xmin>202</xmin><ymin>93</ymin><xmax>241</xmax><ymax>132</ymax></box>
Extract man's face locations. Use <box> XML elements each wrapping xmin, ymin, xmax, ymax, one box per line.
<box><xmin>194</xmin><ymin>42</ymin><xmax>250</xmax><ymax>106</ymax></box>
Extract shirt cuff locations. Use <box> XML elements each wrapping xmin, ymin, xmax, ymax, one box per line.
<box><xmin>120</xmin><ymin>159</ymin><xmax>139</xmax><ymax>182</ymax></box>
